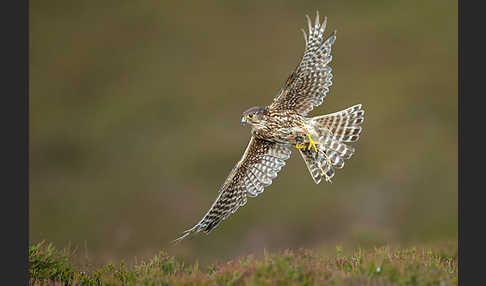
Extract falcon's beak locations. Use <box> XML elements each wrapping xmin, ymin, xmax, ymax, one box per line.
<box><xmin>241</xmin><ymin>116</ymin><xmax>246</xmax><ymax>125</ymax></box>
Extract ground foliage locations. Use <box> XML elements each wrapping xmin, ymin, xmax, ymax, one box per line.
<box><xmin>29</xmin><ymin>241</ymin><xmax>457</xmax><ymax>286</ymax></box>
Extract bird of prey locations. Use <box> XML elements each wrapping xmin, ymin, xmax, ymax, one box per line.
<box><xmin>174</xmin><ymin>11</ymin><xmax>365</xmax><ymax>242</ymax></box>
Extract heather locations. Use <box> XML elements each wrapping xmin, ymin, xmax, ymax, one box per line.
<box><xmin>30</xmin><ymin>241</ymin><xmax>457</xmax><ymax>286</ymax></box>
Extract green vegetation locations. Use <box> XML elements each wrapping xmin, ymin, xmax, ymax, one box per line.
<box><xmin>30</xmin><ymin>241</ymin><xmax>457</xmax><ymax>286</ymax></box>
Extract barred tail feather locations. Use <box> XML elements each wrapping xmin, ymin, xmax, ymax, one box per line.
<box><xmin>298</xmin><ymin>144</ymin><xmax>335</xmax><ymax>184</ymax></box>
<box><xmin>322</xmin><ymin>137</ymin><xmax>355</xmax><ymax>160</ymax></box>
<box><xmin>311</xmin><ymin>104</ymin><xmax>365</xmax><ymax>143</ymax></box>
<box><xmin>327</xmin><ymin>150</ymin><xmax>344</xmax><ymax>169</ymax></box>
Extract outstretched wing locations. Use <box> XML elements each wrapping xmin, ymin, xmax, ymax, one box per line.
<box><xmin>270</xmin><ymin>11</ymin><xmax>336</xmax><ymax>116</ymax></box>
<box><xmin>173</xmin><ymin>137</ymin><xmax>291</xmax><ymax>242</ymax></box>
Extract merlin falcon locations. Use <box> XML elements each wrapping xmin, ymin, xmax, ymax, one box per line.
<box><xmin>174</xmin><ymin>12</ymin><xmax>365</xmax><ymax>242</ymax></box>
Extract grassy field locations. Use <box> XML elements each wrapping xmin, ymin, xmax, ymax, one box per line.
<box><xmin>29</xmin><ymin>241</ymin><xmax>457</xmax><ymax>286</ymax></box>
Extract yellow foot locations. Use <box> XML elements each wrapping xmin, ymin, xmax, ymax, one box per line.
<box><xmin>295</xmin><ymin>134</ymin><xmax>322</xmax><ymax>153</ymax></box>
<box><xmin>296</xmin><ymin>143</ymin><xmax>306</xmax><ymax>149</ymax></box>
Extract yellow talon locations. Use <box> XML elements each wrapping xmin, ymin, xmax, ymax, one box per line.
<box><xmin>306</xmin><ymin>133</ymin><xmax>322</xmax><ymax>153</ymax></box>
<box><xmin>295</xmin><ymin>134</ymin><xmax>322</xmax><ymax>153</ymax></box>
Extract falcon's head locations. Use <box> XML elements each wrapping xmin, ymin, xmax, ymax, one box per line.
<box><xmin>241</xmin><ymin>106</ymin><xmax>268</xmax><ymax>127</ymax></box>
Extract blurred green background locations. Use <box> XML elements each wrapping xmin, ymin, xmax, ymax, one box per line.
<box><xmin>30</xmin><ymin>0</ymin><xmax>457</xmax><ymax>266</ymax></box>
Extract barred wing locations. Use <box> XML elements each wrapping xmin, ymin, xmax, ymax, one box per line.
<box><xmin>270</xmin><ymin>11</ymin><xmax>336</xmax><ymax>116</ymax></box>
<box><xmin>173</xmin><ymin>137</ymin><xmax>291</xmax><ymax>242</ymax></box>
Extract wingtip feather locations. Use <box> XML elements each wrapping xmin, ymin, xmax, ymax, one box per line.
<box><xmin>320</xmin><ymin>16</ymin><xmax>328</xmax><ymax>33</ymax></box>
<box><xmin>301</xmin><ymin>28</ymin><xmax>308</xmax><ymax>45</ymax></box>
<box><xmin>305</xmin><ymin>14</ymin><xmax>312</xmax><ymax>33</ymax></box>
<box><xmin>171</xmin><ymin>224</ymin><xmax>200</xmax><ymax>244</ymax></box>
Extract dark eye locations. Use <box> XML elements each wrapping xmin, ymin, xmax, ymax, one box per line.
<box><xmin>248</xmin><ymin>113</ymin><xmax>254</xmax><ymax>118</ymax></box>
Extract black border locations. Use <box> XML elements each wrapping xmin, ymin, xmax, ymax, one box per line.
<box><xmin>459</xmin><ymin>0</ymin><xmax>483</xmax><ymax>285</ymax></box>
<box><xmin>1</xmin><ymin>0</ymin><xmax>29</xmax><ymax>285</ymax></box>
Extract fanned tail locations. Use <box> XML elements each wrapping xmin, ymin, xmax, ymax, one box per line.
<box><xmin>299</xmin><ymin>104</ymin><xmax>364</xmax><ymax>184</ymax></box>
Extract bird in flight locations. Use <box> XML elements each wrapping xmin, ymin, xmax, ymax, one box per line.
<box><xmin>174</xmin><ymin>11</ymin><xmax>365</xmax><ymax>242</ymax></box>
